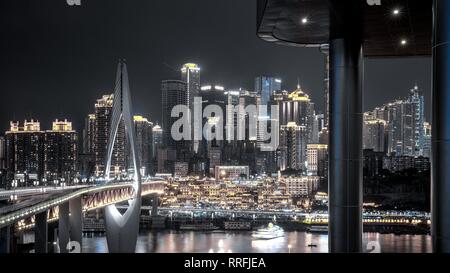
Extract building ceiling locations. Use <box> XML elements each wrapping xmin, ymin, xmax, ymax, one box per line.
<box><xmin>257</xmin><ymin>0</ymin><xmax>432</xmax><ymax>57</ymax></box>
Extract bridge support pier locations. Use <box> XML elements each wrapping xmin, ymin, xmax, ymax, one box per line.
<box><xmin>69</xmin><ymin>197</ymin><xmax>83</xmax><ymax>249</ymax></box>
<box><xmin>58</xmin><ymin>202</ymin><xmax>70</xmax><ymax>253</ymax></box>
<box><xmin>432</xmin><ymin>0</ymin><xmax>450</xmax><ymax>253</ymax></box>
<box><xmin>0</xmin><ymin>226</ymin><xmax>11</xmax><ymax>253</ymax></box>
<box><xmin>328</xmin><ymin>0</ymin><xmax>364</xmax><ymax>253</ymax></box>
<box><xmin>35</xmin><ymin>211</ymin><xmax>48</xmax><ymax>253</ymax></box>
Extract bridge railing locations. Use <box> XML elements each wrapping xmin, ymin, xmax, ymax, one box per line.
<box><xmin>0</xmin><ymin>181</ymin><xmax>166</xmax><ymax>229</ymax></box>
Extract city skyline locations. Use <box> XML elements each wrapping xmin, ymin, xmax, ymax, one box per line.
<box><xmin>0</xmin><ymin>0</ymin><xmax>432</xmax><ymax>133</ymax></box>
<box><xmin>2</xmin><ymin>0</ymin><xmax>448</xmax><ymax>256</ymax></box>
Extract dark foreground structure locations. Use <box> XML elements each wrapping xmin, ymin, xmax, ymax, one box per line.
<box><xmin>257</xmin><ymin>0</ymin><xmax>449</xmax><ymax>253</ymax></box>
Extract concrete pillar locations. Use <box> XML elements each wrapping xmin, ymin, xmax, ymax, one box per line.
<box><xmin>0</xmin><ymin>226</ymin><xmax>11</xmax><ymax>253</ymax></box>
<box><xmin>69</xmin><ymin>197</ymin><xmax>83</xmax><ymax>249</ymax></box>
<box><xmin>328</xmin><ymin>0</ymin><xmax>364</xmax><ymax>253</ymax></box>
<box><xmin>432</xmin><ymin>0</ymin><xmax>450</xmax><ymax>253</ymax></box>
<box><xmin>35</xmin><ymin>211</ymin><xmax>48</xmax><ymax>253</ymax></box>
<box><xmin>58</xmin><ymin>202</ymin><xmax>70</xmax><ymax>253</ymax></box>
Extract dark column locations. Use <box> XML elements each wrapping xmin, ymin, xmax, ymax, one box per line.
<box><xmin>328</xmin><ymin>0</ymin><xmax>364</xmax><ymax>253</ymax></box>
<box><xmin>432</xmin><ymin>0</ymin><xmax>450</xmax><ymax>253</ymax></box>
<box><xmin>0</xmin><ymin>226</ymin><xmax>11</xmax><ymax>253</ymax></box>
<box><xmin>69</xmin><ymin>197</ymin><xmax>83</xmax><ymax>250</ymax></box>
<box><xmin>35</xmin><ymin>211</ymin><xmax>48</xmax><ymax>253</ymax></box>
<box><xmin>58</xmin><ymin>202</ymin><xmax>70</xmax><ymax>253</ymax></box>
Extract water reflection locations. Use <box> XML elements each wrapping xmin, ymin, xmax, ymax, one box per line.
<box><xmin>82</xmin><ymin>231</ymin><xmax>432</xmax><ymax>253</ymax></box>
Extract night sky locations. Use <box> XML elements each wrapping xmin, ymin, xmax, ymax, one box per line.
<box><xmin>0</xmin><ymin>0</ymin><xmax>431</xmax><ymax>133</ymax></box>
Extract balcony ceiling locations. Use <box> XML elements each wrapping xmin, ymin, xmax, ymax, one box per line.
<box><xmin>257</xmin><ymin>0</ymin><xmax>432</xmax><ymax>57</ymax></box>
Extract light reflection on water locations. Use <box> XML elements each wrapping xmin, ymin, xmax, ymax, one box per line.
<box><xmin>82</xmin><ymin>231</ymin><xmax>432</xmax><ymax>253</ymax></box>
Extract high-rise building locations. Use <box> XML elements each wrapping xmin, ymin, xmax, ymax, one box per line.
<box><xmin>93</xmin><ymin>94</ymin><xmax>126</xmax><ymax>176</ymax></box>
<box><xmin>254</xmin><ymin>76</ymin><xmax>282</xmax><ymax>106</ymax></box>
<box><xmin>43</xmin><ymin>119</ymin><xmax>78</xmax><ymax>181</ymax></box>
<box><xmin>161</xmin><ymin>80</ymin><xmax>189</xmax><ymax>161</ymax></box>
<box><xmin>0</xmin><ymin>136</ymin><xmax>6</xmax><ymax>170</ymax></box>
<box><xmin>320</xmin><ymin>44</ymin><xmax>330</xmax><ymax>128</ymax></box>
<box><xmin>199</xmin><ymin>84</ymin><xmax>226</xmax><ymax>158</ymax></box>
<box><xmin>181</xmin><ymin>63</ymin><xmax>201</xmax><ymax>111</ymax></box>
<box><xmin>277</xmin><ymin>85</ymin><xmax>316</xmax><ymax>144</ymax></box>
<box><xmin>181</xmin><ymin>63</ymin><xmax>201</xmax><ymax>153</ymax></box>
<box><xmin>423</xmin><ymin>122</ymin><xmax>432</xmax><ymax>158</ymax></box>
<box><xmin>307</xmin><ymin>144</ymin><xmax>328</xmax><ymax>177</ymax></box>
<box><xmin>279</xmin><ymin>122</ymin><xmax>307</xmax><ymax>171</ymax></box>
<box><xmin>408</xmin><ymin>85</ymin><xmax>425</xmax><ymax>156</ymax></box>
<box><xmin>83</xmin><ymin>114</ymin><xmax>96</xmax><ymax>154</ymax></box>
<box><xmin>363</xmin><ymin>115</ymin><xmax>387</xmax><ymax>153</ymax></box>
<box><xmin>152</xmin><ymin>124</ymin><xmax>163</xmax><ymax>158</ymax></box>
<box><xmin>381</xmin><ymin>85</ymin><xmax>425</xmax><ymax>156</ymax></box>
<box><xmin>5</xmin><ymin>120</ymin><xmax>44</xmax><ymax>185</ymax></box>
<box><xmin>133</xmin><ymin>116</ymin><xmax>153</xmax><ymax>176</ymax></box>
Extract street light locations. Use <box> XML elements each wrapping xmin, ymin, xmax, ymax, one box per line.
<box><xmin>10</xmin><ymin>180</ymin><xmax>18</xmax><ymax>202</ymax></box>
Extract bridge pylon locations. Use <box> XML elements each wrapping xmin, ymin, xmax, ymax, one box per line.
<box><xmin>103</xmin><ymin>60</ymin><xmax>142</xmax><ymax>253</ymax></box>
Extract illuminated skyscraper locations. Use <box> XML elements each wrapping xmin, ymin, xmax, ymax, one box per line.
<box><xmin>423</xmin><ymin>122</ymin><xmax>432</xmax><ymax>158</ymax></box>
<box><xmin>278</xmin><ymin>85</ymin><xmax>316</xmax><ymax>145</ymax></box>
<box><xmin>181</xmin><ymin>63</ymin><xmax>201</xmax><ymax>153</ymax></box>
<box><xmin>5</xmin><ymin>120</ymin><xmax>43</xmax><ymax>185</ymax></box>
<box><xmin>83</xmin><ymin>114</ymin><xmax>96</xmax><ymax>154</ymax></box>
<box><xmin>0</xmin><ymin>136</ymin><xmax>5</xmax><ymax>170</ymax></box>
<box><xmin>133</xmin><ymin>116</ymin><xmax>153</xmax><ymax>176</ymax></box>
<box><xmin>199</xmin><ymin>84</ymin><xmax>226</xmax><ymax>157</ymax></box>
<box><xmin>320</xmin><ymin>44</ymin><xmax>330</xmax><ymax>128</ymax></box>
<box><xmin>152</xmin><ymin>124</ymin><xmax>163</xmax><ymax>158</ymax></box>
<box><xmin>254</xmin><ymin>76</ymin><xmax>282</xmax><ymax>106</ymax></box>
<box><xmin>382</xmin><ymin>85</ymin><xmax>425</xmax><ymax>156</ymax></box>
<box><xmin>43</xmin><ymin>119</ymin><xmax>78</xmax><ymax>181</ymax></box>
<box><xmin>93</xmin><ymin>94</ymin><xmax>126</xmax><ymax>175</ymax></box>
<box><xmin>161</xmin><ymin>80</ymin><xmax>189</xmax><ymax>160</ymax></box>
<box><xmin>279</xmin><ymin>122</ymin><xmax>307</xmax><ymax>171</ymax></box>
<box><xmin>363</xmin><ymin>115</ymin><xmax>387</xmax><ymax>153</ymax></box>
<box><xmin>181</xmin><ymin>63</ymin><xmax>201</xmax><ymax>110</ymax></box>
<box><xmin>307</xmin><ymin>144</ymin><xmax>328</xmax><ymax>177</ymax></box>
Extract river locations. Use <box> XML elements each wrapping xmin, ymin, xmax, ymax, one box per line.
<box><xmin>81</xmin><ymin>231</ymin><xmax>432</xmax><ymax>253</ymax></box>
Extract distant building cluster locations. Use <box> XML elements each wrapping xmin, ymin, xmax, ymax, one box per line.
<box><xmin>162</xmin><ymin>175</ymin><xmax>319</xmax><ymax>211</ymax></box>
<box><xmin>1</xmin><ymin>119</ymin><xmax>77</xmax><ymax>188</ymax></box>
<box><xmin>362</xmin><ymin>85</ymin><xmax>431</xmax><ymax>176</ymax></box>
<box><xmin>0</xmin><ymin>62</ymin><xmax>431</xmax><ymax>194</ymax></box>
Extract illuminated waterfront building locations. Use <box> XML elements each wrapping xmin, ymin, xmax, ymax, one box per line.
<box><xmin>283</xmin><ymin>176</ymin><xmax>320</xmax><ymax>197</ymax></box>
<box><xmin>215</xmin><ymin>166</ymin><xmax>249</xmax><ymax>181</ymax></box>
